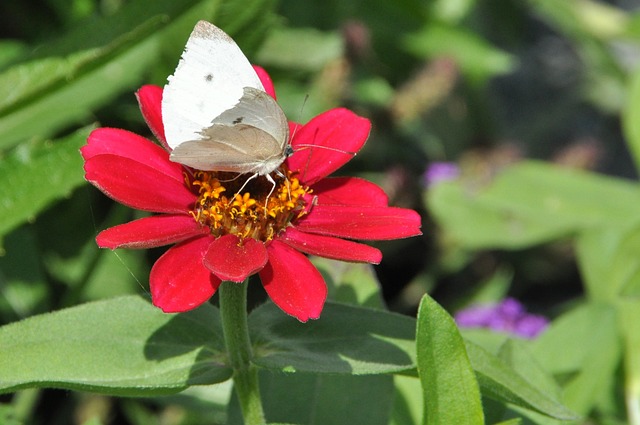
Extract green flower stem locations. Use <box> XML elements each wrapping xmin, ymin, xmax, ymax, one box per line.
<box><xmin>219</xmin><ymin>280</ymin><xmax>265</xmax><ymax>425</ymax></box>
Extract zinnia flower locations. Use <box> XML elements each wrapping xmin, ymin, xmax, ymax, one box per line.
<box><xmin>455</xmin><ymin>298</ymin><xmax>548</xmax><ymax>339</ymax></box>
<box><xmin>81</xmin><ymin>66</ymin><xmax>421</xmax><ymax>322</ymax></box>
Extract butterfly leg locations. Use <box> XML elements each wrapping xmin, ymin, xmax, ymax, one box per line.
<box><xmin>263</xmin><ymin>173</ymin><xmax>277</xmax><ymax>215</ymax></box>
<box><xmin>234</xmin><ymin>172</ymin><xmax>259</xmax><ymax>199</ymax></box>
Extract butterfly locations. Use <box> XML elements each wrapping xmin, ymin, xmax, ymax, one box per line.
<box><xmin>162</xmin><ymin>21</ymin><xmax>291</xmax><ymax>190</ymax></box>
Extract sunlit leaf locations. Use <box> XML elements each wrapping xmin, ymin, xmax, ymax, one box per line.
<box><xmin>428</xmin><ymin>161</ymin><xmax>640</xmax><ymax>249</ymax></box>
<box><xmin>404</xmin><ymin>23</ymin><xmax>514</xmax><ymax>84</ymax></box>
<box><xmin>391</xmin><ymin>375</ymin><xmax>422</xmax><ymax>425</ymax></box>
<box><xmin>576</xmin><ymin>224</ymin><xmax>640</xmax><ymax>301</ymax></box>
<box><xmin>0</xmin><ymin>296</ymin><xmax>231</xmax><ymax>395</ymax></box>
<box><xmin>467</xmin><ymin>341</ymin><xmax>578</xmax><ymax>420</ymax></box>
<box><xmin>531</xmin><ymin>302</ymin><xmax>620</xmax><ymax>416</ymax></box>
<box><xmin>416</xmin><ymin>294</ymin><xmax>484</xmax><ymax>424</ymax></box>
<box><xmin>619</xmin><ymin>299</ymin><xmax>640</xmax><ymax>423</ymax></box>
<box><xmin>622</xmin><ymin>67</ymin><xmax>640</xmax><ymax>173</ymax></box>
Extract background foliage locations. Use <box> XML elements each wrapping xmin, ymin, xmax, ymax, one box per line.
<box><xmin>0</xmin><ymin>0</ymin><xmax>639</xmax><ymax>424</ymax></box>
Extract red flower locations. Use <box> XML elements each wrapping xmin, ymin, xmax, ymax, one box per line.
<box><xmin>81</xmin><ymin>67</ymin><xmax>421</xmax><ymax>322</ymax></box>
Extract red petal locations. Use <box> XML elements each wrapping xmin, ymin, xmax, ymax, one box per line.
<box><xmin>96</xmin><ymin>215</ymin><xmax>204</xmax><ymax>249</ymax></box>
<box><xmin>82</xmin><ymin>128</ymin><xmax>182</xmax><ymax>183</ymax></box>
<box><xmin>286</xmin><ymin>109</ymin><xmax>371</xmax><ymax>185</ymax></box>
<box><xmin>203</xmin><ymin>234</ymin><xmax>268</xmax><ymax>282</ymax></box>
<box><xmin>253</xmin><ymin>65</ymin><xmax>276</xmax><ymax>99</ymax></box>
<box><xmin>280</xmin><ymin>227</ymin><xmax>382</xmax><ymax>264</ymax></box>
<box><xmin>136</xmin><ymin>85</ymin><xmax>168</xmax><ymax>149</ymax></box>
<box><xmin>311</xmin><ymin>177</ymin><xmax>388</xmax><ymax>207</ymax></box>
<box><xmin>259</xmin><ymin>240</ymin><xmax>327</xmax><ymax>322</ymax></box>
<box><xmin>84</xmin><ymin>154</ymin><xmax>196</xmax><ymax>213</ymax></box>
<box><xmin>150</xmin><ymin>236</ymin><xmax>221</xmax><ymax>313</ymax></box>
<box><xmin>295</xmin><ymin>205</ymin><xmax>422</xmax><ymax>240</ymax></box>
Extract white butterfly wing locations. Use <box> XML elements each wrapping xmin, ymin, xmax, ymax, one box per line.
<box><xmin>162</xmin><ymin>21</ymin><xmax>264</xmax><ymax>150</ymax></box>
<box><xmin>170</xmin><ymin>86</ymin><xmax>290</xmax><ymax>174</ymax></box>
<box><xmin>210</xmin><ymin>87</ymin><xmax>289</xmax><ymax>149</ymax></box>
<box><xmin>170</xmin><ymin>125</ymin><xmax>285</xmax><ymax>174</ymax></box>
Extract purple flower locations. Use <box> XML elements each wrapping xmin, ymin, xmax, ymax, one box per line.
<box><xmin>455</xmin><ymin>298</ymin><xmax>548</xmax><ymax>339</ymax></box>
<box><xmin>424</xmin><ymin>162</ymin><xmax>459</xmax><ymax>186</ymax></box>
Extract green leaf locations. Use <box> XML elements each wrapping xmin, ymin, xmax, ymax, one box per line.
<box><xmin>576</xmin><ymin>225</ymin><xmax>640</xmax><ymax>302</ymax></box>
<box><xmin>531</xmin><ymin>302</ymin><xmax>620</xmax><ymax>416</ymax></box>
<box><xmin>82</xmin><ymin>248</ymin><xmax>148</xmax><ymax>301</ymax></box>
<box><xmin>428</xmin><ymin>161</ymin><xmax>640</xmax><ymax>249</ymax></box>
<box><xmin>576</xmin><ymin>228</ymin><xmax>627</xmax><ymax>302</ymax></box>
<box><xmin>559</xmin><ymin>315</ymin><xmax>621</xmax><ymax>416</ymax></box>
<box><xmin>249</xmin><ymin>301</ymin><xmax>416</xmax><ymax>375</ymax></box>
<box><xmin>0</xmin><ymin>296</ymin><xmax>232</xmax><ymax>395</ymax></box>
<box><xmin>531</xmin><ymin>303</ymin><xmax>616</xmax><ymax>375</ymax></box>
<box><xmin>250</xmin><ymin>300</ymin><xmax>575</xmax><ymax>419</ymax></box>
<box><xmin>0</xmin><ymin>40</ymin><xmax>26</xmax><ymax>69</ymax></box>
<box><xmin>258</xmin><ymin>373</ymin><xmax>394</xmax><ymax>425</ymax></box>
<box><xmin>528</xmin><ymin>0</ymin><xmax>630</xmax><ymax>40</ymax></box>
<box><xmin>228</xmin><ymin>373</ymin><xmax>394</xmax><ymax>425</ymax></box>
<box><xmin>0</xmin><ymin>125</ymin><xmax>94</xmax><ymax>239</ymax></box>
<box><xmin>212</xmin><ymin>0</ymin><xmax>279</xmax><ymax>55</ymax></box>
<box><xmin>404</xmin><ymin>23</ymin><xmax>514</xmax><ymax>84</ymax></box>
<box><xmin>238</xmin><ymin>263</ymin><xmax>394</xmax><ymax>425</ymax></box>
<box><xmin>36</xmin><ymin>194</ymin><xmax>146</xmax><ymax>302</ymax></box>
<box><xmin>622</xmin><ymin>57</ymin><xmax>640</xmax><ymax>172</ymax></box>
<box><xmin>497</xmin><ymin>340</ymin><xmax>568</xmax><ymax>424</ymax></box>
<box><xmin>150</xmin><ymin>383</ymin><xmax>232</xmax><ymax>425</ymax></box>
<box><xmin>0</xmin><ymin>403</ymin><xmax>21</xmax><ymax>425</ymax></box>
<box><xmin>391</xmin><ymin>375</ymin><xmax>422</xmax><ymax>425</ymax></box>
<box><xmin>619</xmin><ymin>299</ymin><xmax>640</xmax><ymax>418</ymax></box>
<box><xmin>0</xmin><ymin>0</ymin><xmax>216</xmax><ymax>149</ymax></box>
<box><xmin>0</xmin><ymin>26</ymin><xmax>156</xmax><ymax>149</ymax></box>
<box><xmin>428</xmin><ymin>0</ymin><xmax>476</xmax><ymax>23</ymax></box>
<box><xmin>311</xmin><ymin>257</ymin><xmax>386</xmax><ymax>310</ymax></box>
<box><xmin>0</xmin><ymin>226</ymin><xmax>49</xmax><ymax>321</ymax></box>
<box><xmin>416</xmin><ymin>294</ymin><xmax>483</xmax><ymax>425</ymax></box>
<box><xmin>607</xmin><ymin>224</ymin><xmax>640</xmax><ymax>298</ymax></box>
<box><xmin>256</xmin><ymin>27</ymin><xmax>343</xmax><ymax>71</ymax></box>
<box><xmin>498</xmin><ymin>340</ymin><xmax>562</xmax><ymax>404</ymax></box>
<box><xmin>466</xmin><ymin>342</ymin><xmax>578</xmax><ymax>420</ymax></box>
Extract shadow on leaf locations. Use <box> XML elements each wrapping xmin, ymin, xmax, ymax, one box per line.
<box><xmin>144</xmin><ymin>302</ymin><xmax>232</xmax><ymax>386</ymax></box>
<box><xmin>249</xmin><ymin>301</ymin><xmax>416</xmax><ymax>374</ymax></box>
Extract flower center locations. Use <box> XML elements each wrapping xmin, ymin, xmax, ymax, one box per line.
<box><xmin>189</xmin><ymin>167</ymin><xmax>310</xmax><ymax>242</ymax></box>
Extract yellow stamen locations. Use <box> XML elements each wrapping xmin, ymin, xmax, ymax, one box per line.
<box><xmin>190</xmin><ymin>168</ymin><xmax>310</xmax><ymax>242</ymax></box>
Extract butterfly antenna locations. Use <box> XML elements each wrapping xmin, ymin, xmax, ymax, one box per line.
<box><xmin>289</xmin><ymin>94</ymin><xmax>309</xmax><ymax>143</ymax></box>
<box><xmin>294</xmin><ymin>144</ymin><xmax>357</xmax><ymax>156</ymax></box>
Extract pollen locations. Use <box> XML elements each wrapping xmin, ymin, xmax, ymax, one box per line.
<box><xmin>190</xmin><ymin>168</ymin><xmax>310</xmax><ymax>242</ymax></box>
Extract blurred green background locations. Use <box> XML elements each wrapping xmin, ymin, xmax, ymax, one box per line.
<box><xmin>1</xmin><ymin>0</ymin><xmax>640</xmax><ymax>423</ymax></box>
